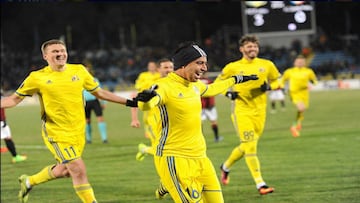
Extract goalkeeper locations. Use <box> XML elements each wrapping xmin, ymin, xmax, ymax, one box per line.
<box><xmin>134</xmin><ymin>41</ymin><xmax>258</xmax><ymax>203</ymax></box>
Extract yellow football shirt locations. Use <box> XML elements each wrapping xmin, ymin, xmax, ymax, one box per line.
<box><xmin>138</xmin><ymin>72</ymin><xmax>235</xmax><ymax>158</ymax></box>
<box><xmin>135</xmin><ymin>71</ymin><xmax>161</xmax><ymax>91</ymax></box>
<box><xmin>15</xmin><ymin>64</ymin><xmax>99</xmax><ymax>142</ymax></box>
<box><xmin>216</xmin><ymin>57</ymin><xmax>280</xmax><ymax>110</ymax></box>
<box><xmin>281</xmin><ymin>67</ymin><xmax>318</xmax><ymax>92</ymax></box>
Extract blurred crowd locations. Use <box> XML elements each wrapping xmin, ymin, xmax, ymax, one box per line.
<box><xmin>1</xmin><ymin>31</ymin><xmax>359</xmax><ymax>92</ymax></box>
<box><xmin>2</xmin><ymin>2</ymin><xmax>360</xmax><ymax>91</ymax></box>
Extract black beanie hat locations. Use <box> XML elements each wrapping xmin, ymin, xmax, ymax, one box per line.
<box><xmin>172</xmin><ymin>43</ymin><xmax>207</xmax><ymax>70</ymax></box>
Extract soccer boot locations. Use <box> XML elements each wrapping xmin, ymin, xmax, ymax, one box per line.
<box><xmin>12</xmin><ymin>155</ymin><xmax>27</xmax><ymax>163</ymax></box>
<box><xmin>258</xmin><ymin>185</ymin><xmax>274</xmax><ymax>195</ymax></box>
<box><xmin>18</xmin><ymin>174</ymin><xmax>31</xmax><ymax>203</ymax></box>
<box><xmin>220</xmin><ymin>164</ymin><xmax>230</xmax><ymax>185</ymax></box>
<box><xmin>290</xmin><ymin>126</ymin><xmax>300</xmax><ymax>137</ymax></box>
<box><xmin>135</xmin><ymin>143</ymin><xmax>147</xmax><ymax>161</ymax></box>
<box><xmin>1</xmin><ymin>147</ymin><xmax>8</xmax><ymax>153</ymax></box>
<box><xmin>155</xmin><ymin>188</ymin><xmax>168</xmax><ymax>199</ymax></box>
<box><xmin>215</xmin><ymin>136</ymin><xmax>224</xmax><ymax>143</ymax></box>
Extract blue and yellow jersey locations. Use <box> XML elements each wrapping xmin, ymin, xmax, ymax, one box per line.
<box><xmin>281</xmin><ymin>67</ymin><xmax>318</xmax><ymax>92</ymax></box>
<box><xmin>135</xmin><ymin>71</ymin><xmax>161</xmax><ymax>91</ymax></box>
<box><xmin>138</xmin><ymin>72</ymin><xmax>235</xmax><ymax>158</ymax></box>
<box><xmin>216</xmin><ymin>57</ymin><xmax>280</xmax><ymax>110</ymax></box>
<box><xmin>15</xmin><ymin>64</ymin><xmax>99</xmax><ymax>142</ymax></box>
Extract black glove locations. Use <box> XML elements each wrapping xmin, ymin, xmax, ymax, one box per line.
<box><xmin>1</xmin><ymin>121</ymin><xmax>7</xmax><ymax>128</ymax></box>
<box><xmin>225</xmin><ymin>91</ymin><xmax>238</xmax><ymax>100</ymax></box>
<box><xmin>125</xmin><ymin>98</ymin><xmax>138</xmax><ymax>107</ymax></box>
<box><xmin>260</xmin><ymin>81</ymin><xmax>271</xmax><ymax>92</ymax></box>
<box><xmin>233</xmin><ymin>74</ymin><xmax>259</xmax><ymax>84</ymax></box>
<box><xmin>136</xmin><ymin>85</ymin><xmax>158</xmax><ymax>102</ymax></box>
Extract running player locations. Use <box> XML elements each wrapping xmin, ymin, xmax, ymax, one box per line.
<box><xmin>268</xmin><ymin>78</ymin><xmax>286</xmax><ymax>114</ymax></box>
<box><xmin>135</xmin><ymin>41</ymin><xmax>258</xmax><ymax>202</ymax></box>
<box><xmin>281</xmin><ymin>55</ymin><xmax>318</xmax><ymax>137</ymax></box>
<box><xmin>1</xmin><ymin>95</ymin><xmax>27</xmax><ymax>163</ymax></box>
<box><xmin>0</xmin><ymin>39</ymin><xmax>137</xmax><ymax>203</ymax></box>
<box><xmin>217</xmin><ymin>35</ymin><xmax>280</xmax><ymax>195</ymax></box>
<box><xmin>130</xmin><ymin>60</ymin><xmax>161</xmax><ymax>139</ymax></box>
<box><xmin>200</xmin><ymin>73</ymin><xmax>223</xmax><ymax>142</ymax></box>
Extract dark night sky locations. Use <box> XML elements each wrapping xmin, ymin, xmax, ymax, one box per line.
<box><xmin>1</xmin><ymin>2</ymin><xmax>359</xmax><ymax>51</ymax></box>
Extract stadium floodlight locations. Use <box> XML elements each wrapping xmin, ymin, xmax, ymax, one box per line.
<box><xmin>241</xmin><ymin>1</ymin><xmax>316</xmax><ymax>37</ymax></box>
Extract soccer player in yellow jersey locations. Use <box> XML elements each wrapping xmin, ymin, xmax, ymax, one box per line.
<box><xmin>130</xmin><ymin>60</ymin><xmax>161</xmax><ymax>138</ymax></box>
<box><xmin>136</xmin><ymin>42</ymin><xmax>258</xmax><ymax>203</ymax></box>
<box><xmin>216</xmin><ymin>35</ymin><xmax>280</xmax><ymax>195</ymax></box>
<box><xmin>136</xmin><ymin>58</ymin><xmax>174</xmax><ymax>162</ymax></box>
<box><xmin>0</xmin><ymin>39</ymin><xmax>137</xmax><ymax>203</ymax></box>
<box><xmin>134</xmin><ymin>58</ymin><xmax>174</xmax><ymax>199</ymax></box>
<box><xmin>281</xmin><ymin>55</ymin><xmax>318</xmax><ymax>137</ymax></box>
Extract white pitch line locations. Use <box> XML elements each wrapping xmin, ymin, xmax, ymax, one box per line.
<box><xmin>14</xmin><ymin>144</ymin><xmax>136</xmax><ymax>151</ymax></box>
<box><xmin>15</xmin><ymin>145</ymin><xmax>47</xmax><ymax>149</ymax></box>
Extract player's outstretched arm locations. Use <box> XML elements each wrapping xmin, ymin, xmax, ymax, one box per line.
<box><xmin>260</xmin><ymin>81</ymin><xmax>271</xmax><ymax>92</ymax></box>
<box><xmin>1</xmin><ymin>94</ymin><xmax>24</xmax><ymax>108</ymax></box>
<box><xmin>92</xmin><ymin>88</ymin><xmax>137</xmax><ymax>107</ymax></box>
<box><xmin>136</xmin><ymin>85</ymin><xmax>158</xmax><ymax>102</ymax></box>
<box><xmin>233</xmin><ymin>74</ymin><xmax>259</xmax><ymax>84</ymax></box>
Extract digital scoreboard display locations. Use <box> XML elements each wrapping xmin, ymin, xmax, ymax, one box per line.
<box><xmin>242</xmin><ymin>1</ymin><xmax>316</xmax><ymax>37</ymax></box>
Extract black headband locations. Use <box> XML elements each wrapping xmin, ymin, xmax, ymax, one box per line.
<box><xmin>172</xmin><ymin>45</ymin><xmax>207</xmax><ymax>70</ymax></box>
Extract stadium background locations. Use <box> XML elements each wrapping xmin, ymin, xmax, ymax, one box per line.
<box><xmin>1</xmin><ymin>2</ymin><xmax>360</xmax><ymax>202</ymax></box>
<box><xmin>1</xmin><ymin>1</ymin><xmax>360</xmax><ymax>92</ymax></box>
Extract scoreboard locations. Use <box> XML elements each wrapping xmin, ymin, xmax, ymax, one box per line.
<box><xmin>241</xmin><ymin>1</ymin><xmax>316</xmax><ymax>37</ymax></box>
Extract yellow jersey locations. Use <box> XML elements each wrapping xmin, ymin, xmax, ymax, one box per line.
<box><xmin>216</xmin><ymin>57</ymin><xmax>280</xmax><ymax>111</ymax></box>
<box><xmin>281</xmin><ymin>67</ymin><xmax>318</xmax><ymax>92</ymax></box>
<box><xmin>138</xmin><ymin>72</ymin><xmax>235</xmax><ymax>158</ymax></box>
<box><xmin>15</xmin><ymin>64</ymin><xmax>99</xmax><ymax>142</ymax></box>
<box><xmin>134</xmin><ymin>71</ymin><xmax>161</xmax><ymax>91</ymax></box>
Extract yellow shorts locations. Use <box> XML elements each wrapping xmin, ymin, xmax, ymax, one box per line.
<box><xmin>290</xmin><ymin>90</ymin><xmax>310</xmax><ymax>108</ymax></box>
<box><xmin>43</xmin><ymin>135</ymin><xmax>85</xmax><ymax>164</ymax></box>
<box><xmin>231</xmin><ymin>110</ymin><xmax>265</xmax><ymax>142</ymax></box>
<box><xmin>146</xmin><ymin>108</ymin><xmax>161</xmax><ymax>145</ymax></box>
<box><xmin>154</xmin><ymin>156</ymin><xmax>223</xmax><ymax>203</ymax></box>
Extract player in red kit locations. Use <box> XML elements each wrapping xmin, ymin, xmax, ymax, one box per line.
<box><xmin>200</xmin><ymin>73</ymin><xmax>223</xmax><ymax>142</ymax></box>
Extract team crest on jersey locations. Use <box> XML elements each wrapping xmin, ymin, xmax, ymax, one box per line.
<box><xmin>46</xmin><ymin>80</ymin><xmax>52</xmax><ymax>84</ymax></box>
<box><xmin>259</xmin><ymin>67</ymin><xmax>265</xmax><ymax>73</ymax></box>
<box><xmin>178</xmin><ymin>93</ymin><xmax>183</xmax><ymax>98</ymax></box>
<box><xmin>72</xmin><ymin>75</ymin><xmax>80</xmax><ymax>82</ymax></box>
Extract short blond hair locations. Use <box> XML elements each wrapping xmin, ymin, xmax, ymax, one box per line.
<box><xmin>41</xmin><ymin>39</ymin><xmax>66</xmax><ymax>54</ymax></box>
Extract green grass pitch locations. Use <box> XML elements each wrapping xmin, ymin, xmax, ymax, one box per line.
<box><xmin>1</xmin><ymin>89</ymin><xmax>359</xmax><ymax>203</ymax></box>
